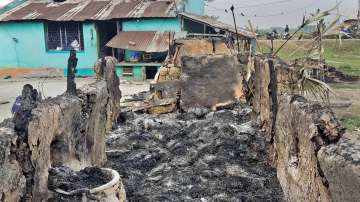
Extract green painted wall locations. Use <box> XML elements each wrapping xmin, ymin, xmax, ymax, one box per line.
<box><xmin>122</xmin><ymin>18</ymin><xmax>181</xmax><ymax>32</ymax></box>
<box><xmin>0</xmin><ymin>21</ymin><xmax>98</xmax><ymax>76</ymax></box>
<box><xmin>116</xmin><ymin>65</ymin><xmax>144</xmax><ymax>80</ymax></box>
<box><xmin>120</xmin><ymin>18</ymin><xmax>179</xmax><ymax>80</ymax></box>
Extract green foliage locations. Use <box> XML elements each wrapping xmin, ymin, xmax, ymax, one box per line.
<box><xmin>339</xmin><ymin>64</ymin><xmax>352</xmax><ymax>70</ymax></box>
<box><xmin>258</xmin><ymin>40</ymin><xmax>360</xmax><ymax>76</ymax></box>
<box><xmin>343</xmin><ymin>116</ymin><xmax>360</xmax><ymax>133</ymax></box>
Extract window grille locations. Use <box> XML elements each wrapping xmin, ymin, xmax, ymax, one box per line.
<box><xmin>45</xmin><ymin>22</ymin><xmax>84</xmax><ymax>51</ymax></box>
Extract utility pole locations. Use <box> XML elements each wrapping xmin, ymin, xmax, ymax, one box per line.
<box><xmin>336</xmin><ymin>0</ymin><xmax>340</xmax><ymax>21</ymax></box>
<box><xmin>230</xmin><ymin>5</ymin><xmax>240</xmax><ymax>53</ymax></box>
<box><xmin>358</xmin><ymin>0</ymin><xmax>360</xmax><ymax>36</ymax></box>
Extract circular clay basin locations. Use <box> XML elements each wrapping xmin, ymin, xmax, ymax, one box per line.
<box><xmin>54</xmin><ymin>168</ymin><xmax>126</xmax><ymax>202</ymax></box>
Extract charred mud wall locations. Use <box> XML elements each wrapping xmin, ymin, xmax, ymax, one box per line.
<box><xmin>180</xmin><ymin>55</ymin><xmax>245</xmax><ymax>110</ymax></box>
<box><xmin>0</xmin><ymin>128</ymin><xmax>26</xmax><ymax>202</ymax></box>
<box><xmin>318</xmin><ymin>133</ymin><xmax>360</xmax><ymax>201</ymax></box>
<box><xmin>0</xmin><ymin>62</ymin><xmax>121</xmax><ymax>201</ymax></box>
<box><xmin>251</xmin><ymin>56</ymin><xmax>360</xmax><ymax>201</ymax></box>
<box><xmin>27</xmin><ymin>81</ymin><xmax>114</xmax><ymax>201</ymax></box>
<box><xmin>274</xmin><ymin>96</ymin><xmax>343</xmax><ymax>201</ymax></box>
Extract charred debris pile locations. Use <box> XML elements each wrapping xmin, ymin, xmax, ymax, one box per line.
<box><xmin>106</xmin><ymin>105</ymin><xmax>284</xmax><ymax>201</ymax></box>
<box><xmin>104</xmin><ymin>39</ymin><xmax>285</xmax><ymax>201</ymax></box>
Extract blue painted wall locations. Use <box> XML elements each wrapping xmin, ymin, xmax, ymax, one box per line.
<box><xmin>182</xmin><ymin>0</ymin><xmax>205</xmax><ymax>15</ymax></box>
<box><xmin>122</xmin><ymin>18</ymin><xmax>181</xmax><ymax>32</ymax></box>
<box><xmin>0</xmin><ymin>21</ymin><xmax>98</xmax><ymax>76</ymax></box>
<box><xmin>122</xmin><ymin>17</ymin><xmax>180</xmax><ymax>61</ymax></box>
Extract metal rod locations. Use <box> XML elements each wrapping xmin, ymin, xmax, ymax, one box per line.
<box><xmin>230</xmin><ymin>5</ymin><xmax>240</xmax><ymax>53</ymax></box>
<box><xmin>273</xmin><ymin>24</ymin><xmax>304</xmax><ymax>56</ymax></box>
<box><xmin>358</xmin><ymin>0</ymin><xmax>360</xmax><ymax>36</ymax></box>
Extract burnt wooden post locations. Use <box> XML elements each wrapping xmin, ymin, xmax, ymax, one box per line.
<box><xmin>268</xmin><ymin>59</ymin><xmax>278</xmax><ymax>143</ymax></box>
<box><xmin>67</xmin><ymin>50</ymin><xmax>78</xmax><ymax>96</ymax></box>
<box><xmin>230</xmin><ymin>5</ymin><xmax>240</xmax><ymax>53</ymax></box>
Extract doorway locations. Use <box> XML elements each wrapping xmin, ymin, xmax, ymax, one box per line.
<box><xmin>145</xmin><ymin>66</ymin><xmax>158</xmax><ymax>79</ymax></box>
<box><xmin>96</xmin><ymin>21</ymin><xmax>118</xmax><ymax>57</ymax></box>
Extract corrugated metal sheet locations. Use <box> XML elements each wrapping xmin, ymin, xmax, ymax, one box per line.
<box><xmin>106</xmin><ymin>31</ymin><xmax>173</xmax><ymax>52</ymax></box>
<box><xmin>0</xmin><ymin>0</ymin><xmax>177</xmax><ymax>22</ymax></box>
<box><xmin>71</xmin><ymin>1</ymin><xmax>110</xmax><ymax>21</ymax></box>
<box><xmin>344</xmin><ymin>11</ymin><xmax>360</xmax><ymax>23</ymax></box>
<box><xmin>179</xmin><ymin>12</ymin><xmax>255</xmax><ymax>39</ymax></box>
<box><xmin>108</xmin><ymin>1</ymin><xmax>140</xmax><ymax>19</ymax></box>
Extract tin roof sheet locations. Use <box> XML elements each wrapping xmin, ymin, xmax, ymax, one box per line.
<box><xmin>0</xmin><ymin>0</ymin><xmax>177</xmax><ymax>22</ymax></box>
<box><xmin>106</xmin><ymin>31</ymin><xmax>173</xmax><ymax>52</ymax></box>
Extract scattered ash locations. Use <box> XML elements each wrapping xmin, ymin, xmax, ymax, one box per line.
<box><xmin>106</xmin><ymin>105</ymin><xmax>284</xmax><ymax>202</ymax></box>
<box><xmin>48</xmin><ymin>166</ymin><xmax>111</xmax><ymax>192</ymax></box>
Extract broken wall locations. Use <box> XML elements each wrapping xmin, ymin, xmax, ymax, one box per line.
<box><xmin>251</xmin><ymin>56</ymin><xmax>359</xmax><ymax>201</ymax></box>
<box><xmin>0</xmin><ymin>128</ymin><xmax>26</xmax><ymax>202</ymax></box>
<box><xmin>0</xmin><ymin>76</ymin><xmax>121</xmax><ymax>201</ymax></box>
<box><xmin>180</xmin><ymin>55</ymin><xmax>245</xmax><ymax>110</ymax></box>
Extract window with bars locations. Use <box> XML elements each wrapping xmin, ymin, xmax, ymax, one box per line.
<box><xmin>45</xmin><ymin>22</ymin><xmax>84</xmax><ymax>51</ymax></box>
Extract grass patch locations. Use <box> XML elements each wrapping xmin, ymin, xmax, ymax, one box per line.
<box><xmin>258</xmin><ymin>39</ymin><xmax>360</xmax><ymax>76</ymax></box>
<box><xmin>342</xmin><ymin>116</ymin><xmax>360</xmax><ymax>133</ymax></box>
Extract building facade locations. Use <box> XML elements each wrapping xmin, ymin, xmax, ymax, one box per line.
<box><xmin>0</xmin><ymin>0</ymin><xmax>205</xmax><ymax>78</ymax></box>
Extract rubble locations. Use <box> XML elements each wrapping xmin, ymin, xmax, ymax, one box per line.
<box><xmin>105</xmin><ymin>104</ymin><xmax>284</xmax><ymax>201</ymax></box>
<box><xmin>324</xmin><ymin>65</ymin><xmax>360</xmax><ymax>83</ymax></box>
<box><xmin>0</xmin><ymin>127</ymin><xmax>26</xmax><ymax>202</ymax></box>
<box><xmin>0</xmin><ymin>57</ymin><xmax>122</xmax><ymax>201</ymax></box>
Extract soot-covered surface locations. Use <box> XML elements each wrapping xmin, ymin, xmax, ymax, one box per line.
<box><xmin>48</xmin><ymin>166</ymin><xmax>110</xmax><ymax>192</ymax></box>
<box><xmin>106</xmin><ymin>105</ymin><xmax>284</xmax><ymax>201</ymax></box>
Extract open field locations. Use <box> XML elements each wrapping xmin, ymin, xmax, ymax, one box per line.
<box><xmin>258</xmin><ymin>39</ymin><xmax>360</xmax><ymax>76</ymax></box>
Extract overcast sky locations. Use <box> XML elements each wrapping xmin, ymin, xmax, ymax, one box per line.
<box><xmin>205</xmin><ymin>0</ymin><xmax>359</xmax><ymax>28</ymax></box>
<box><xmin>0</xmin><ymin>0</ymin><xmax>13</xmax><ymax>8</ymax></box>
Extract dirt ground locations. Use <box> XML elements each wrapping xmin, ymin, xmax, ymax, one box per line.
<box><xmin>0</xmin><ymin>77</ymin><xmax>149</xmax><ymax>122</ymax></box>
<box><xmin>330</xmin><ymin>81</ymin><xmax>360</xmax><ymax>135</ymax></box>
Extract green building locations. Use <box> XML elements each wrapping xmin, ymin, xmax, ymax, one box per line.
<box><xmin>0</xmin><ymin>0</ymin><xmax>205</xmax><ymax>79</ymax></box>
<box><xmin>0</xmin><ymin>0</ymin><xmax>253</xmax><ymax>80</ymax></box>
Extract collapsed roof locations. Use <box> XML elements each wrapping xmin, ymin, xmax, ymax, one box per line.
<box><xmin>0</xmin><ymin>0</ymin><xmax>178</xmax><ymax>22</ymax></box>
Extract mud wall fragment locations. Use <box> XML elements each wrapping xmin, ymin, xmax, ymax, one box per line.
<box><xmin>0</xmin><ymin>128</ymin><xmax>26</xmax><ymax>202</ymax></box>
<box><xmin>274</xmin><ymin>95</ymin><xmax>343</xmax><ymax>201</ymax></box>
<box><xmin>318</xmin><ymin>133</ymin><xmax>360</xmax><ymax>202</ymax></box>
<box><xmin>180</xmin><ymin>55</ymin><xmax>245</xmax><ymax>110</ymax></box>
<box><xmin>250</xmin><ymin>56</ymin><xmax>360</xmax><ymax>201</ymax></box>
<box><xmin>0</xmin><ymin>77</ymin><xmax>121</xmax><ymax>201</ymax></box>
<box><xmin>27</xmin><ymin>81</ymin><xmax>115</xmax><ymax>201</ymax></box>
